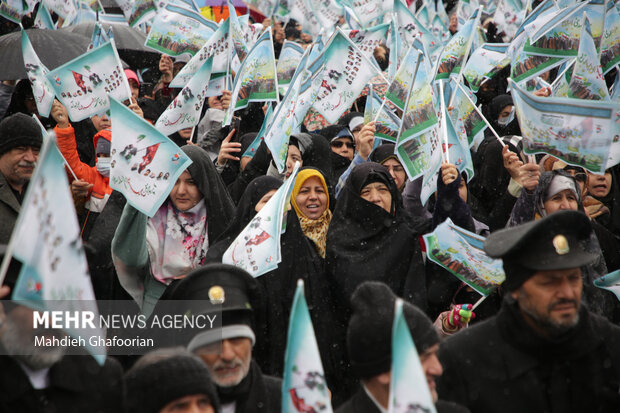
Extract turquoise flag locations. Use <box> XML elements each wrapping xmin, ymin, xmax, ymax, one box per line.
<box><xmin>568</xmin><ymin>15</ymin><xmax>609</xmax><ymax>100</ymax></box>
<box><xmin>551</xmin><ymin>59</ymin><xmax>574</xmax><ymax>97</ymax></box>
<box><xmin>394</xmin><ymin>0</ymin><xmax>441</xmax><ymax>57</ymax></box>
<box><xmin>600</xmin><ymin>2</ymin><xmax>620</xmax><ymax>74</ymax></box>
<box><xmin>387</xmin><ymin>18</ymin><xmax>404</xmax><ymax>82</ymax></box>
<box><xmin>156</xmin><ymin>56</ymin><xmax>213</xmax><ymax>136</ymax></box>
<box><xmin>34</xmin><ymin>4</ymin><xmax>56</xmax><ymax>29</ymax></box>
<box><xmin>449</xmin><ymin>82</ymin><xmax>487</xmax><ymax>147</ymax></box>
<box><xmin>46</xmin><ymin>40</ymin><xmax>130</xmax><ymax>122</ymax></box>
<box><xmin>463</xmin><ymin>43</ymin><xmax>511</xmax><ymax>92</ymax></box>
<box><xmin>224</xmin><ymin>28</ymin><xmax>278</xmax><ymax>125</ymax></box>
<box><xmin>223</xmin><ymin>162</ymin><xmax>300</xmax><ymax>277</ymax></box>
<box><xmin>395</xmin><ymin>52</ymin><xmax>439</xmax><ymax>182</ymax></box>
<box><xmin>228</xmin><ymin>0</ymin><xmax>249</xmax><ymax>62</ymax></box>
<box><xmin>419</xmin><ymin>101</ymin><xmax>474</xmax><ymax>205</ymax></box>
<box><xmin>423</xmin><ymin>218</ymin><xmax>505</xmax><ymax>296</ymax></box>
<box><xmin>243</xmin><ymin>104</ymin><xmax>273</xmax><ymax>158</ymax></box>
<box><xmin>114</xmin><ymin>0</ymin><xmax>156</xmax><ymax>26</ymax></box>
<box><xmin>594</xmin><ymin>270</ymin><xmax>620</xmax><ymax>303</ymax></box>
<box><xmin>21</xmin><ymin>30</ymin><xmax>56</xmax><ymax>118</ymax></box>
<box><xmin>389</xmin><ymin>299</ymin><xmax>437</xmax><ymax>413</ymax></box>
<box><xmin>282</xmin><ymin>279</ymin><xmax>333</xmax><ymax>413</ymax></box>
<box><xmin>340</xmin><ymin>0</ymin><xmax>389</xmax><ymax>29</ymax></box>
<box><xmin>145</xmin><ymin>4</ymin><xmax>218</xmax><ymax>57</ymax></box>
<box><xmin>434</xmin><ymin>8</ymin><xmax>479</xmax><ymax>82</ymax></box>
<box><xmin>492</xmin><ymin>0</ymin><xmax>526</xmax><ymax>40</ymax></box>
<box><xmin>510</xmin><ymin>79</ymin><xmax>619</xmax><ymax>174</ymax></box>
<box><xmin>365</xmin><ymin>89</ymin><xmax>401</xmax><ymax>142</ymax></box>
<box><xmin>344</xmin><ymin>23</ymin><xmax>391</xmax><ymax>64</ymax></box>
<box><xmin>311</xmin><ymin>28</ymin><xmax>381</xmax><ymax>124</ymax></box>
<box><xmin>277</xmin><ymin>41</ymin><xmax>305</xmax><ymax>95</ymax></box>
<box><xmin>386</xmin><ymin>46</ymin><xmax>423</xmax><ymax>110</ymax></box>
<box><xmin>5</xmin><ymin>134</ymin><xmax>106</xmax><ymax>364</ymax></box>
<box><xmin>263</xmin><ymin>49</ymin><xmax>320</xmax><ymax>172</ymax></box>
<box><xmin>170</xmin><ymin>19</ymin><xmax>229</xmax><ymax>87</ymax></box>
<box><xmin>522</xmin><ymin>1</ymin><xmax>590</xmax><ymax>58</ymax></box>
<box><xmin>109</xmin><ymin>97</ymin><xmax>193</xmax><ymax>217</ymax></box>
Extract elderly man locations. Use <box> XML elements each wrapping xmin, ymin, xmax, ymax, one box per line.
<box><xmin>0</xmin><ymin>298</ymin><xmax>124</xmax><ymax>412</ymax></box>
<box><xmin>337</xmin><ymin>282</ymin><xmax>468</xmax><ymax>413</ymax></box>
<box><xmin>437</xmin><ymin>210</ymin><xmax>620</xmax><ymax>412</ymax></box>
<box><xmin>166</xmin><ymin>263</ymin><xmax>281</xmax><ymax>413</ymax></box>
<box><xmin>0</xmin><ymin>113</ymin><xmax>42</xmax><ymax>244</ymax></box>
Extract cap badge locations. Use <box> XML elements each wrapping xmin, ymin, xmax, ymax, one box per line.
<box><xmin>552</xmin><ymin>235</ymin><xmax>570</xmax><ymax>255</ymax></box>
<box><xmin>208</xmin><ymin>286</ymin><xmax>225</xmax><ymax>304</ymax></box>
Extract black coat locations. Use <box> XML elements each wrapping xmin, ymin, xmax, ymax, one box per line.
<box><xmin>336</xmin><ymin>387</ymin><xmax>470</xmax><ymax>413</ymax></box>
<box><xmin>437</xmin><ymin>300</ymin><xmax>620</xmax><ymax>413</ymax></box>
<box><xmin>0</xmin><ymin>355</ymin><xmax>124</xmax><ymax>413</ymax></box>
<box><xmin>217</xmin><ymin>361</ymin><xmax>281</xmax><ymax>413</ymax></box>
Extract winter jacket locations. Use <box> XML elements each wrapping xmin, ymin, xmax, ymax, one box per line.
<box><xmin>55</xmin><ymin>125</ymin><xmax>112</xmax><ymax>211</ymax></box>
<box><xmin>438</xmin><ymin>299</ymin><xmax>620</xmax><ymax>413</ymax></box>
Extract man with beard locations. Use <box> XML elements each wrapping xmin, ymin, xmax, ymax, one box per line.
<box><xmin>0</xmin><ymin>113</ymin><xmax>42</xmax><ymax>245</ymax></box>
<box><xmin>0</xmin><ymin>295</ymin><xmax>123</xmax><ymax>412</ymax></box>
<box><xmin>437</xmin><ymin>210</ymin><xmax>620</xmax><ymax>412</ymax></box>
<box><xmin>166</xmin><ymin>263</ymin><xmax>281</xmax><ymax>413</ymax></box>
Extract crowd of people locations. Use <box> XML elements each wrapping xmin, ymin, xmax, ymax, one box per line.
<box><xmin>0</xmin><ymin>0</ymin><xmax>620</xmax><ymax>412</ymax></box>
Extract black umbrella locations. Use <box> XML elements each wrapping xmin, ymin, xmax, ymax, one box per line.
<box><xmin>0</xmin><ymin>28</ymin><xmax>91</xmax><ymax>81</ymax></box>
<box><xmin>62</xmin><ymin>22</ymin><xmax>161</xmax><ymax>69</ymax></box>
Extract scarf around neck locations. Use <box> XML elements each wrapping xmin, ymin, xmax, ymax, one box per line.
<box><xmin>146</xmin><ymin>199</ymin><xmax>209</xmax><ymax>284</ymax></box>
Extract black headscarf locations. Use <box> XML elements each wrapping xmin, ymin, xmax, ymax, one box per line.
<box><xmin>484</xmin><ymin>94</ymin><xmax>521</xmax><ymax>137</ymax></box>
<box><xmin>205</xmin><ymin>176</ymin><xmax>281</xmax><ymax>261</ymax></box>
<box><xmin>326</xmin><ymin>162</ymin><xmax>426</xmax><ymax>307</ymax></box>
<box><xmin>181</xmin><ymin>145</ymin><xmax>235</xmax><ymax>242</ymax></box>
<box><xmin>369</xmin><ymin>143</ymin><xmax>397</xmax><ymax>164</ymax></box>
<box><xmin>591</xmin><ymin>165</ymin><xmax>620</xmax><ymax>239</ymax></box>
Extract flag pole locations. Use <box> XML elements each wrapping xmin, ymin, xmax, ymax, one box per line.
<box><xmin>471</xmin><ymin>294</ymin><xmax>487</xmax><ymax>311</ymax></box>
<box><xmin>438</xmin><ymin>79</ymin><xmax>450</xmax><ymax>164</ymax></box>
<box><xmin>455</xmin><ymin>82</ymin><xmax>505</xmax><ymax>147</ymax></box>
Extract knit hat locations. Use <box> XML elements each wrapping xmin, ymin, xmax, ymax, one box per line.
<box><xmin>124</xmin><ymin>354</ymin><xmax>220</xmax><ymax>413</ymax></box>
<box><xmin>0</xmin><ymin>113</ymin><xmax>43</xmax><ymax>156</ymax></box>
<box><xmin>347</xmin><ymin>282</ymin><xmax>439</xmax><ymax>379</ymax></box>
<box><xmin>124</xmin><ymin>69</ymin><xmax>140</xmax><ymax>87</ymax></box>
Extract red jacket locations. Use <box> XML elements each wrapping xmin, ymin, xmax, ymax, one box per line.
<box><xmin>55</xmin><ymin>125</ymin><xmax>112</xmax><ymax>200</ymax></box>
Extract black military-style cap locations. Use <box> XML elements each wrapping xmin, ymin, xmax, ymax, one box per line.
<box><xmin>484</xmin><ymin>210</ymin><xmax>598</xmax><ymax>290</ymax></box>
<box><xmin>160</xmin><ymin>264</ymin><xmax>261</xmax><ymax>350</ymax></box>
<box><xmin>166</xmin><ymin>263</ymin><xmax>258</xmax><ymax>313</ymax></box>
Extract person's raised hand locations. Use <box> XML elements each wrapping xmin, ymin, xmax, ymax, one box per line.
<box><xmin>356</xmin><ymin>121</ymin><xmax>375</xmax><ymax>160</ymax></box>
<box><xmin>444</xmin><ymin>304</ymin><xmax>475</xmax><ymax>331</ymax></box>
<box><xmin>128</xmin><ymin>97</ymin><xmax>143</xmax><ymax>118</ymax></box>
<box><xmin>519</xmin><ymin>162</ymin><xmax>541</xmax><ymax>191</ymax></box>
<box><xmin>502</xmin><ymin>145</ymin><xmax>523</xmax><ymax>181</ymax></box>
<box><xmin>533</xmin><ymin>87</ymin><xmax>550</xmax><ymax>97</ymax></box>
<box><xmin>71</xmin><ymin>179</ymin><xmax>93</xmax><ymax>198</ymax></box>
<box><xmin>159</xmin><ymin>54</ymin><xmax>174</xmax><ymax>83</ymax></box>
<box><xmin>51</xmin><ymin>99</ymin><xmax>69</xmax><ymax>129</ymax></box>
<box><xmin>221</xmin><ymin>90</ymin><xmax>232</xmax><ymax>110</ymax></box>
<box><xmin>440</xmin><ymin>162</ymin><xmax>459</xmax><ymax>185</ymax></box>
<box><xmin>217</xmin><ymin>129</ymin><xmax>240</xmax><ymax>166</ymax></box>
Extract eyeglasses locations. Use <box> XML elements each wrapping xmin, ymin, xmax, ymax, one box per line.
<box><xmin>331</xmin><ymin>141</ymin><xmax>354</xmax><ymax>149</ymax></box>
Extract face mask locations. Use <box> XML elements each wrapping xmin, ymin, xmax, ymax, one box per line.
<box><xmin>96</xmin><ymin>157</ymin><xmax>111</xmax><ymax>177</ymax></box>
<box><xmin>497</xmin><ymin>108</ymin><xmax>515</xmax><ymax>127</ymax></box>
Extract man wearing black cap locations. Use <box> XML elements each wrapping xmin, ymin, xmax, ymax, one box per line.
<box><xmin>437</xmin><ymin>210</ymin><xmax>620</xmax><ymax>412</ymax></box>
<box><xmin>166</xmin><ymin>263</ymin><xmax>281</xmax><ymax>413</ymax></box>
<box><xmin>337</xmin><ymin>281</ymin><xmax>468</xmax><ymax>413</ymax></box>
<box><xmin>0</xmin><ymin>112</ymin><xmax>42</xmax><ymax>244</ymax></box>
